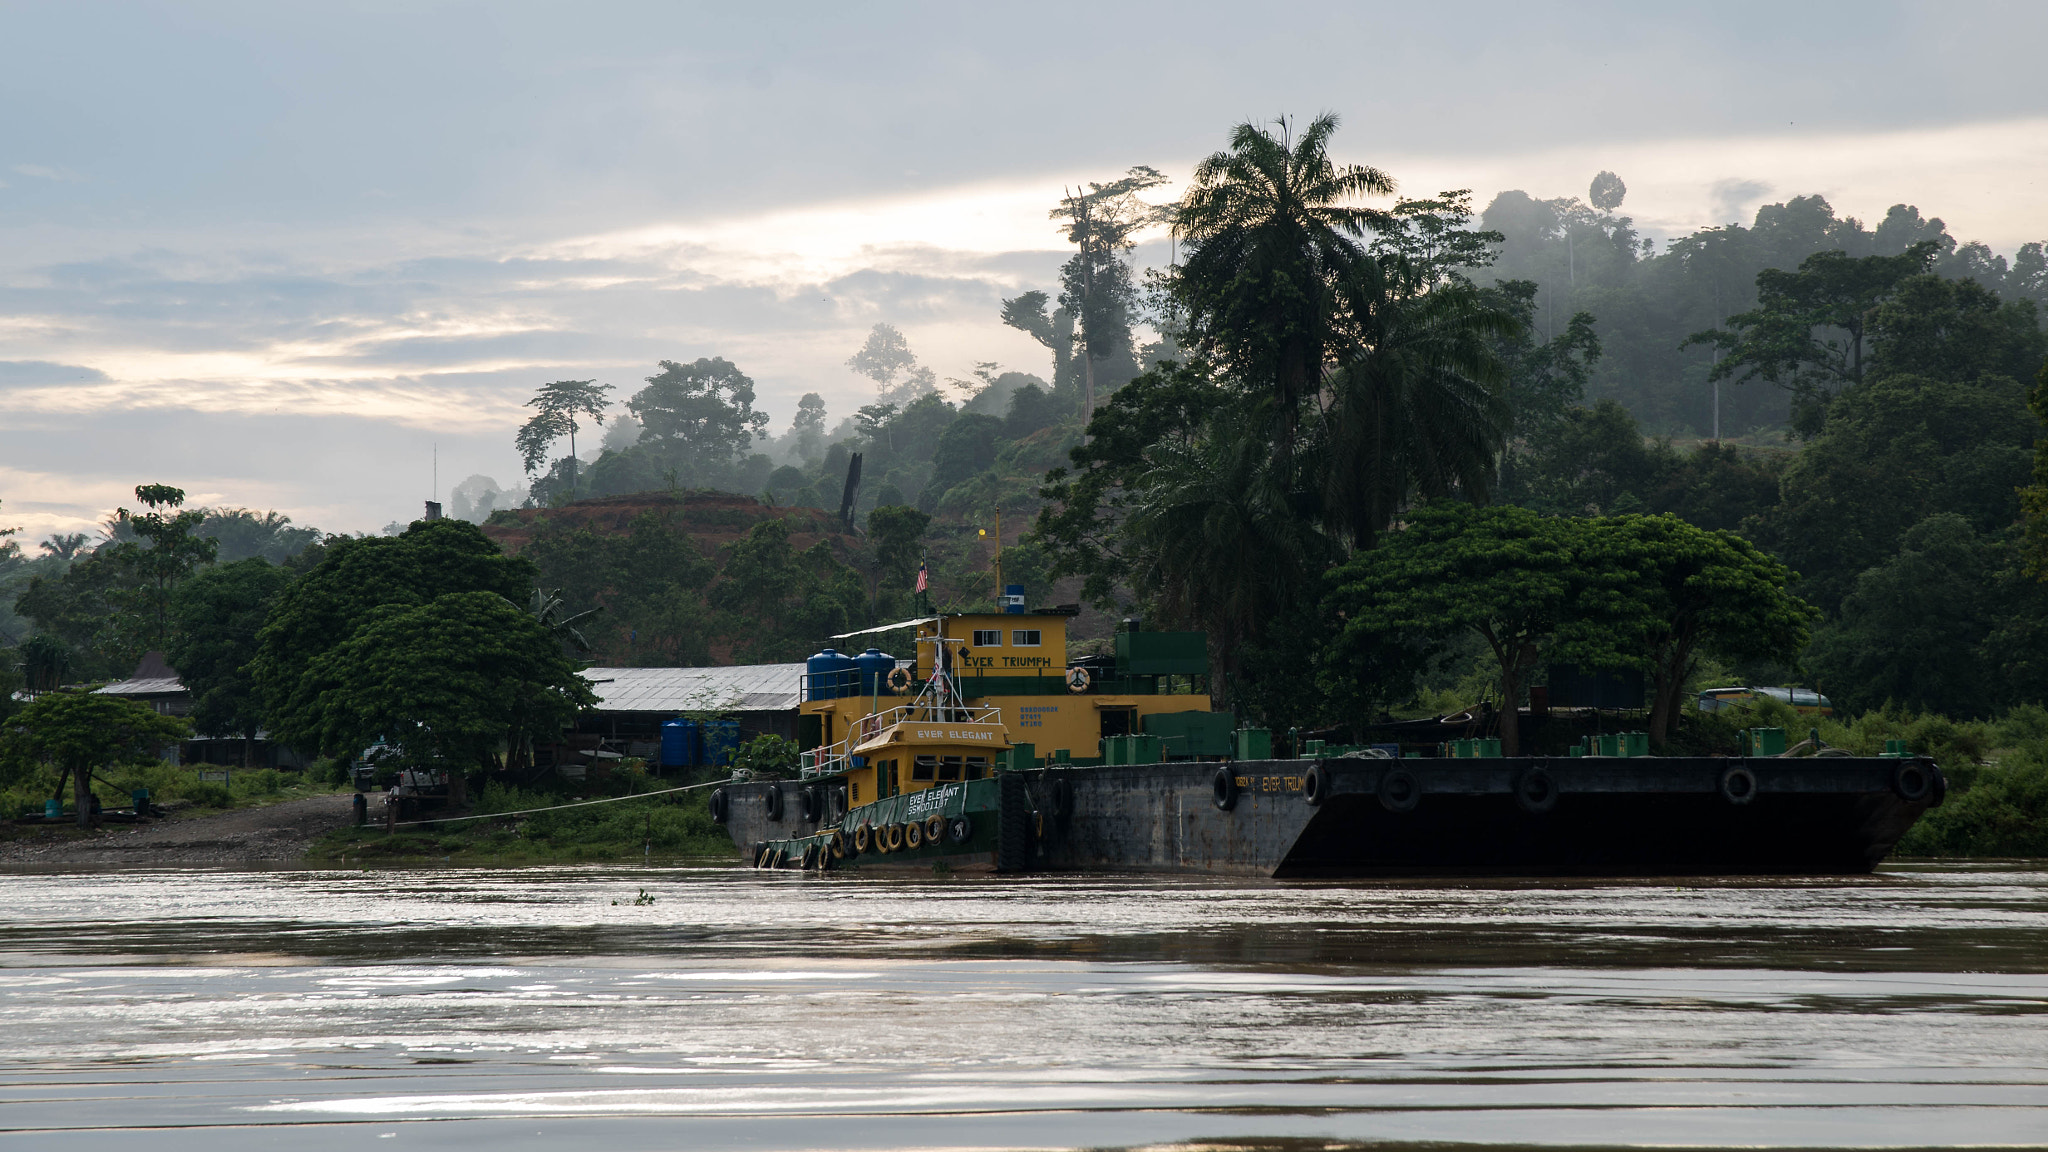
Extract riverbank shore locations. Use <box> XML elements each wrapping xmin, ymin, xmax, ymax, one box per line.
<box><xmin>0</xmin><ymin>793</ymin><xmax>357</xmax><ymax>867</ymax></box>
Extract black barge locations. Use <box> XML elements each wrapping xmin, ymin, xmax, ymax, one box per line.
<box><xmin>715</xmin><ymin>751</ymin><xmax>1943</xmax><ymax>877</ymax></box>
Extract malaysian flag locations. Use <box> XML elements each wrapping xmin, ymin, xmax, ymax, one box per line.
<box><xmin>915</xmin><ymin>558</ymin><xmax>928</xmax><ymax>592</ymax></box>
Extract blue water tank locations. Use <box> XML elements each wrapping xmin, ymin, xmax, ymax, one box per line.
<box><xmin>700</xmin><ymin>720</ymin><xmax>740</xmax><ymax>768</ymax></box>
<box><xmin>805</xmin><ymin>648</ymin><xmax>857</xmax><ymax>700</ymax></box>
<box><xmin>1003</xmin><ymin>583</ymin><xmax>1026</xmax><ymax>613</ymax></box>
<box><xmin>660</xmin><ymin>718</ymin><xmax>698</xmax><ymax>768</ymax></box>
<box><xmin>854</xmin><ymin>648</ymin><xmax>896</xmax><ymax>695</ymax></box>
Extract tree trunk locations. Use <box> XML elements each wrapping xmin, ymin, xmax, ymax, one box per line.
<box><xmin>73</xmin><ymin>762</ymin><xmax>91</xmax><ymax>829</ymax></box>
<box><xmin>1498</xmin><ymin>665</ymin><xmax>1521</xmax><ymax>756</ymax></box>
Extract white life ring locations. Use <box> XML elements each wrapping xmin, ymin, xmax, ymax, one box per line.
<box><xmin>1065</xmin><ymin>666</ymin><xmax>1092</xmax><ymax>693</ymax></box>
<box><xmin>886</xmin><ymin>666</ymin><xmax>913</xmax><ymax>692</ymax></box>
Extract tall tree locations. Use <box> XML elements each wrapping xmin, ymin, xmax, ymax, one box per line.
<box><xmin>1052</xmin><ymin>166</ymin><xmax>1171</xmax><ymax>415</ymax></box>
<box><xmin>1173</xmin><ymin>114</ymin><xmax>1395</xmax><ymax>465</ymax></box>
<box><xmin>1684</xmin><ymin>243</ymin><xmax>1939</xmax><ymax>434</ymax></box>
<box><xmin>1000</xmin><ymin>290</ymin><xmax>1080</xmax><ymax>398</ymax></box>
<box><xmin>517</xmin><ymin>379</ymin><xmax>612</xmax><ymax>501</ymax></box>
<box><xmin>790</xmin><ymin>392</ymin><xmax>828</xmax><ymax>462</ymax></box>
<box><xmin>846</xmin><ymin>324</ymin><xmax>937</xmax><ymax>406</ymax></box>
<box><xmin>108</xmin><ymin>484</ymin><xmax>219</xmax><ymax>651</ymax></box>
<box><xmin>627</xmin><ymin>358</ymin><xmax>770</xmax><ymax>484</ymax></box>
<box><xmin>1124</xmin><ymin>419</ymin><xmax>1333</xmax><ymax>699</ymax></box>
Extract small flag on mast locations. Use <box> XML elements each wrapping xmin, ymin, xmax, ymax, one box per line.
<box><xmin>915</xmin><ymin>558</ymin><xmax>928</xmax><ymax>592</ymax></box>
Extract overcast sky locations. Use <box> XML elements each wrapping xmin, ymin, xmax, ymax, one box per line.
<box><xmin>4</xmin><ymin>0</ymin><xmax>2046</xmax><ymax>541</ymax></box>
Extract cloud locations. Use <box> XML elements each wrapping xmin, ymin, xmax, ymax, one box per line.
<box><xmin>0</xmin><ymin>360</ymin><xmax>110</xmax><ymax>388</ymax></box>
<box><xmin>10</xmin><ymin>163</ymin><xmax>79</xmax><ymax>182</ymax></box>
<box><xmin>1709</xmin><ymin>179</ymin><xmax>1775</xmax><ymax>225</ymax></box>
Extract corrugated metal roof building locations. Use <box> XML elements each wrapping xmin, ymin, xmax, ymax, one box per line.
<box><xmin>580</xmin><ymin>664</ymin><xmax>804</xmax><ymax>715</ymax></box>
<box><xmin>572</xmin><ymin>664</ymin><xmax>804</xmax><ymax>758</ymax></box>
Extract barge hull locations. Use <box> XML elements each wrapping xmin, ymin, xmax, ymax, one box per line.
<box><xmin>720</xmin><ymin>755</ymin><xmax>1940</xmax><ymax>877</ymax></box>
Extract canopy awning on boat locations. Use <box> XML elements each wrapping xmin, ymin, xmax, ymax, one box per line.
<box><xmin>830</xmin><ymin>616</ymin><xmax>938</xmax><ymax>640</ymax></box>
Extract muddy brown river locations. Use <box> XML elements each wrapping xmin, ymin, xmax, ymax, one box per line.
<box><xmin>3</xmin><ymin>863</ymin><xmax>2044</xmax><ymax>1149</ymax></box>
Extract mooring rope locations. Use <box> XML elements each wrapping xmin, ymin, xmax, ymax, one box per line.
<box><xmin>386</xmin><ymin>777</ymin><xmax>728</xmax><ymax>828</ymax></box>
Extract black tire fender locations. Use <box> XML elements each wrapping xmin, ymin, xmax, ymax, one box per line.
<box><xmin>800</xmin><ymin>787</ymin><xmax>821</xmax><ymax>823</ymax></box>
<box><xmin>709</xmin><ymin>788</ymin><xmax>729</xmax><ymax>825</ymax></box>
<box><xmin>1515</xmin><ymin>766</ymin><xmax>1559</xmax><ymax>814</ymax></box>
<box><xmin>1720</xmin><ymin>764</ymin><xmax>1758</xmax><ymax>805</ymax></box>
<box><xmin>1930</xmin><ymin>767</ymin><xmax>1947</xmax><ymax>808</ymax></box>
<box><xmin>1303</xmin><ymin>763</ymin><xmax>1328</xmax><ymax>806</ymax></box>
<box><xmin>997</xmin><ymin>773</ymin><xmax>1031</xmax><ymax>871</ymax></box>
<box><xmin>1052</xmin><ymin>776</ymin><xmax>1074</xmax><ymax>818</ymax></box>
<box><xmin>923</xmin><ymin>814</ymin><xmax>946</xmax><ymax>843</ymax></box>
<box><xmin>1378</xmin><ymin>767</ymin><xmax>1421</xmax><ymax>814</ymax></box>
<box><xmin>1893</xmin><ymin>760</ymin><xmax>1932</xmax><ymax>803</ymax></box>
<box><xmin>765</xmin><ymin>786</ymin><xmax>784</xmax><ymax>822</ymax></box>
<box><xmin>752</xmin><ymin>842</ymin><xmax>769</xmax><ymax>868</ymax></box>
<box><xmin>1212</xmin><ymin>767</ymin><xmax>1238</xmax><ymax>812</ymax></box>
<box><xmin>853</xmin><ymin>823</ymin><xmax>871</xmax><ymax>853</ymax></box>
<box><xmin>829</xmin><ymin>830</ymin><xmax>848</xmax><ymax>859</ymax></box>
<box><xmin>947</xmin><ymin>815</ymin><xmax>973</xmax><ymax>844</ymax></box>
<box><xmin>882</xmin><ymin>823</ymin><xmax>904</xmax><ymax>852</ymax></box>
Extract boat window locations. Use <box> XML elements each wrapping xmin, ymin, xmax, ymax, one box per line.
<box><xmin>938</xmin><ymin>756</ymin><xmax>963</xmax><ymax>781</ymax></box>
<box><xmin>973</xmin><ymin>629</ymin><xmax>1001</xmax><ymax>646</ymax></box>
<box><xmin>965</xmin><ymin>756</ymin><xmax>989</xmax><ymax>780</ymax></box>
<box><xmin>912</xmin><ymin>755</ymin><xmax>937</xmax><ymax>781</ymax></box>
<box><xmin>1012</xmin><ymin>629</ymin><xmax>1042</xmax><ymax>647</ymax></box>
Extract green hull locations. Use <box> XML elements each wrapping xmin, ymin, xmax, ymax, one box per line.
<box><xmin>746</xmin><ymin>777</ymin><xmax>1003</xmax><ymax>872</ymax></box>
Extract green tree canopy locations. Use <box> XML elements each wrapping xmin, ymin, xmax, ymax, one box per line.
<box><xmin>2</xmin><ymin>690</ymin><xmax>188</xmax><ymax>826</ymax></box>
<box><xmin>1751</xmin><ymin>370</ymin><xmax>2036</xmax><ymax>615</ymax></box>
<box><xmin>628</xmin><ymin>358</ymin><xmax>770</xmax><ymax>482</ymax></box>
<box><xmin>167</xmin><ymin>557</ymin><xmax>292</xmax><ymax>758</ymax></box>
<box><xmin>252</xmin><ymin>518</ymin><xmax>535</xmax><ymax>752</ymax></box>
<box><xmin>708</xmin><ymin>518</ymin><xmax>866</xmax><ymax>663</ymax></box>
<box><xmin>2023</xmin><ymin>360</ymin><xmax>2048</xmax><ymax>580</ymax></box>
<box><xmin>1324</xmin><ymin>503</ymin><xmax>1592</xmax><ymax>754</ymax></box>
<box><xmin>1591</xmin><ymin>515</ymin><xmax>1816</xmax><ymax>743</ymax></box>
<box><xmin>308</xmin><ymin>590</ymin><xmax>596</xmax><ymax>770</ymax></box>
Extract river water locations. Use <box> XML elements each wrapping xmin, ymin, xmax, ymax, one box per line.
<box><xmin>2</xmin><ymin>863</ymin><xmax>2044</xmax><ymax>1150</ymax></box>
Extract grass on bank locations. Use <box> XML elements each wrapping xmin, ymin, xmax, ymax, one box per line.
<box><xmin>1</xmin><ymin>759</ymin><xmax>349</xmax><ymax>826</ymax></box>
<box><xmin>306</xmin><ymin>771</ymin><xmax>736</xmax><ymax>865</ymax></box>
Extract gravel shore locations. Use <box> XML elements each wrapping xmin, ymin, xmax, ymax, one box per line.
<box><xmin>0</xmin><ymin>793</ymin><xmax>357</xmax><ymax>867</ymax></box>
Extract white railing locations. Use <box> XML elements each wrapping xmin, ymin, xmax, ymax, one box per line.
<box><xmin>799</xmin><ymin>674</ymin><xmax>1002</xmax><ymax>779</ymax></box>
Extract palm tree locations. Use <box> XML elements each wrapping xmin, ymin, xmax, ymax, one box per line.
<box><xmin>1173</xmin><ymin>114</ymin><xmax>1395</xmax><ymax>466</ymax></box>
<box><xmin>1321</xmin><ymin>263</ymin><xmax>1517</xmax><ymax>550</ymax></box>
<box><xmin>1123</xmin><ymin>417</ymin><xmax>1332</xmax><ymax>700</ymax></box>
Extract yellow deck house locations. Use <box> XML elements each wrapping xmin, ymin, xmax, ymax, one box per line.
<box><xmin>798</xmin><ymin>609</ymin><xmax>1226</xmax><ymax>805</ymax></box>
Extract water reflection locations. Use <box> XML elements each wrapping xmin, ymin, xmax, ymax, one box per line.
<box><xmin>3</xmin><ymin>864</ymin><xmax>2044</xmax><ymax>1150</ymax></box>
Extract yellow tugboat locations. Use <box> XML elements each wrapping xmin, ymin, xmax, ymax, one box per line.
<box><xmin>714</xmin><ymin>604</ymin><xmax>1224</xmax><ymax>871</ymax></box>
